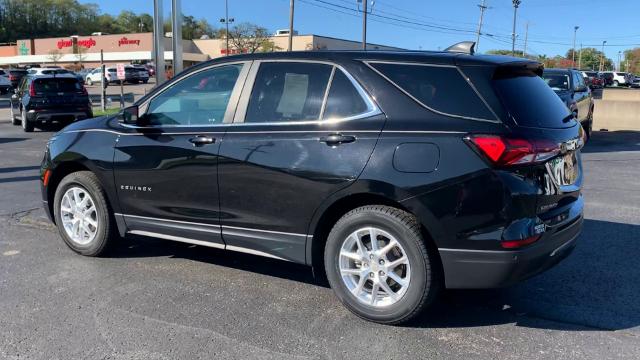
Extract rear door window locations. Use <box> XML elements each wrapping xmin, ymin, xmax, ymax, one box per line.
<box><xmin>33</xmin><ymin>78</ymin><xmax>82</xmax><ymax>94</ymax></box>
<box><xmin>245</xmin><ymin>62</ymin><xmax>333</xmax><ymax>123</ymax></box>
<box><xmin>493</xmin><ymin>71</ymin><xmax>572</xmax><ymax>129</ymax></box>
<box><xmin>369</xmin><ymin>62</ymin><xmax>496</xmax><ymax>121</ymax></box>
<box><xmin>323</xmin><ymin>70</ymin><xmax>370</xmax><ymax>119</ymax></box>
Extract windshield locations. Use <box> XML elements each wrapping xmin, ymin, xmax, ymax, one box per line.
<box><xmin>542</xmin><ymin>73</ymin><xmax>570</xmax><ymax>91</ymax></box>
<box><xmin>494</xmin><ymin>72</ymin><xmax>573</xmax><ymax>129</ymax></box>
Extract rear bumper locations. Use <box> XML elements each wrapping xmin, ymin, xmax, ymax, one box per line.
<box><xmin>27</xmin><ymin>109</ymin><xmax>92</xmax><ymax>122</ymax></box>
<box><xmin>440</xmin><ymin>203</ymin><xmax>583</xmax><ymax>289</ymax></box>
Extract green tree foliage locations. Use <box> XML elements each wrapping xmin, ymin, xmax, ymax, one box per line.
<box><xmin>486</xmin><ymin>47</ymin><xmax>613</xmax><ymax>70</ymax></box>
<box><xmin>0</xmin><ymin>0</ymin><xmax>217</xmax><ymax>42</ymax></box>
<box><xmin>623</xmin><ymin>48</ymin><xmax>640</xmax><ymax>74</ymax></box>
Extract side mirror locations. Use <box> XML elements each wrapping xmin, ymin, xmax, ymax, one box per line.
<box><xmin>120</xmin><ymin>105</ymin><xmax>139</xmax><ymax>124</ymax></box>
<box><xmin>13</xmin><ymin>88</ymin><xmax>18</xmax><ymax>94</ymax></box>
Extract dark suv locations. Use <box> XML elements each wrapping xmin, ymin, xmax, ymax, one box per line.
<box><xmin>10</xmin><ymin>74</ymin><xmax>93</xmax><ymax>132</ymax></box>
<box><xmin>40</xmin><ymin>48</ymin><xmax>584</xmax><ymax>324</ymax></box>
<box><xmin>542</xmin><ymin>68</ymin><xmax>594</xmax><ymax>138</ymax></box>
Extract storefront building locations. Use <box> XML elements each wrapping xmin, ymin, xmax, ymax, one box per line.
<box><xmin>0</xmin><ymin>32</ymin><xmax>400</xmax><ymax>69</ymax></box>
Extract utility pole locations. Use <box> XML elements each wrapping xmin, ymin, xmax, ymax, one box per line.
<box><xmin>599</xmin><ymin>40</ymin><xmax>607</xmax><ymax>72</ymax></box>
<box><xmin>475</xmin><ymin>0</ymin><xmax>488</xmax><ymax>52</ymax></box>
<box><xmin>511</xmin><ymin>0</ymin><xmax>521</xmax><ymax>56</ymax></box>
<box><xmin>100</xmin><ymin>50</ymin><xmax>105</xmax><ymax>111</ymax></box>
<box><xmin>362</xmin><ymin>0</ymin><xmax>368</xmax><ymax>50</ymax></box>
<box><xmin>171</xmin><ymin>0</ymin><xmax>183</xmax><ymax>75</ymax></box>
<box><xmin>618</xmin><ymin>51</ymin><xmax>622</xmax><ymax>71</ymax></box>
<box><xmin>220</xmin><ymin>0</ymin><xmax>234</xmax><ymax>55</ymax></box>
<box><xmin>523</xmin><ymin>22</ymin><xmax>529</xmax><ymax>57</ymax></box>
<box><xmin>578</xmin><ymin>43</ymin><xmax>583</xmax><ymax>70</ymax></box>
<box><xmin>572</xmin><ymin>26</ymin><xmax>579</xmax><ymax>67</ymax></box>
<box><xmin>288</xmin><ymin>0</ymin><xmax>295</xmax><ymax>51</ymax></box>
<box><xmin>153</xmin><ymin>0</ymin><xmax>165</xmax><ymax>84</ymax></box>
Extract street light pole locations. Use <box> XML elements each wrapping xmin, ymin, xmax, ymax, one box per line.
<box><xmin>599</xmin><ymin>40</ymin><xmax>607</xmax><ymax>72</ymax></box>
<box><xmin>220</xmin><ymin>1</ymin><xmax>234</xmax><ymax>56</ymax></box>
<box><xmin>362</xmin><ymin>0</ymin><xmax>368</xmax><ymax>50</ymax></box>
<box><xmin>153</xmin><ymin>0</ymin><xmax>165</xmax><ymax>84</ymax></box>
<box><xmin>511</xmin><ymin>0</ymin><xmax>521</xmax><ymax>56</ymax></box>
<box><xmin>171</xmin><ymin>0</ymin><xmax>183</xmax><ymax>75</ymax></box>
<box><xmin>288</xmin><ymin>0</ymin><xmax>295</xmax><ymax>51</ymax></box>
<box><xmin>618</xmin><ymin>51</ymin><xmax>622</xmax><ymax>71</ymax></box>
<box><xmin>572</xmin><ymin>26</ymin><xmax>579</xmax><ymax>67</ymax></box>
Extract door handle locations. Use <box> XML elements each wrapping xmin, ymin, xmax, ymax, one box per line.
<box><xmin>319</xmin><ymin>133</ymin><xmax>356</xmax><ymax>146</ymax></box>
<box><xmin>189</xmin><ymin>135</ymin><xmax>215</xmax><ymax>146</ymax></box>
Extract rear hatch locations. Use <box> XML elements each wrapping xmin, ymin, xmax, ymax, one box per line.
<box><xmin>30</xmin><ymin>77</ymin><xmax>90</xmax><ymax>110</ymax></box>
<box><xmin>490</xmin><ymin>64</ymin><xmax>584</xmax><ymax>222</ymax></box>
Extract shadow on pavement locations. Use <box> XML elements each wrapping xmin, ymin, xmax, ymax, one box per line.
<box><xmin>105</xmin><ymin>218</ymin><xmax>639</xmax><ymax>332</ymax></box>
<box><xmin>583</xmin><ymin>131</ymin><xmax>640</xmax><ymax>153</ymax></box>
<box><xmin>0</xmin><ymin>137</ymin><xmax>28</xmax><ymax>144</ymax></box>
<box><xmin>0</xmin><ymin>165</ymin><xmax>40</xmax><ymax>173</ymax></box>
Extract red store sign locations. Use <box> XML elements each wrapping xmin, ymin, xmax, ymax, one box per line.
<box><xmin>56</xmin><ymin>37</ymin><xmax>96</xmax><ymax>49</ymax></box>
<box><xmin>118</xmin><ymin>37</ymin><xmax>141</xmax><ymax>47</ymax></box>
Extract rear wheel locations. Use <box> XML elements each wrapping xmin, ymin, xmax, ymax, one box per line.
<box><xmin>86</xmin><ymin>78</ymin><xmax>93</xmax><ymax>86</ymax></box>
<box><xmin>53</xmin><ymin>171</ymin><xmax>117</xmax><ymax>256</ymax></box>
<box><xmin>324</xmin><ymin>205</ymin><xmax>440</xmax><ymax>324</ymax></box>
<box><xmin>614</xmin><ymin>80</ymin><xmax>619</xmax><ymax>87</ymax></box>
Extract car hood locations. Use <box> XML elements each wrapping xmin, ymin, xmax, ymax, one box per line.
<box><xmin>58</xmin><ymin>115</ymin><xmax>114</xmax><ymax>134</ymax></box>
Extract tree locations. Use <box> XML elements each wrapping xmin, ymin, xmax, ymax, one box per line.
<box><xmin>623</xmin><ymin>48</ymin><xmax>640</xmax><ymax>74</ymax></box>
<box><xmin>228</xmin><ymin>23</ymin><xmax>272</xmax><ymax>54</ymax></box>
<box><xmin>47</xmin><ymin>50</ymin><xmax>63</xmax><ymax>65</ymax></box>
<box><xmin>566</xmin><ymin>48</ymin><xmax>611</xmax><ymax>71</ymax></box>
<box><xmin>75</xmin><ymin>45</ymin><xmax>88</xmax><ymax>68</ymax></box>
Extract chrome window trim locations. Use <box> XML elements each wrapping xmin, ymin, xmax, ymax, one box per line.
<box><xmin>364</xmin><ymin>60</ymin><xmax>500</xmax><ymax>123</ymax></box>
<box><xmin>119</xmin><ymin>61</ymin><xmax>252</xmax><ymax>129</ymax></box>
<box><xmin>231</xmin><ymin>59</ymin><xmax>382</xmax><ymax>127</ymax></box>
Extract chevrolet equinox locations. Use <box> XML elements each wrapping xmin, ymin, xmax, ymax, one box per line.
<box><xmin>41</xmin><ymin>45</ymin><xmax>584</xmax><ymax>324</ymax></box>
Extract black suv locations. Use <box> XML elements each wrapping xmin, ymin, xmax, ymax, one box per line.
<box><xmin>10</xmin><ymin>74</ymin><xmax>93</xmax><ymax>132</ymax></box>
<box><xmin>542</xmin><ymin>68</ymin><xmax>594</xmax><ymax>138</ymax></box>
<box><xmin>41</xmin><ymin>48</ymin><xmax>584</xmax><ymax>324</ymax></box>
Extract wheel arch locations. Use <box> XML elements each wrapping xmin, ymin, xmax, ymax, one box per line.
<box><xmin>306</xmin><ymin>187</ymin><xmax>444</xmax><ymax>281</ymax></box>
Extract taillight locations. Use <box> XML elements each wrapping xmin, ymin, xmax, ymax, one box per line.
<box><xmin>80</xmin><ymin>85</ymin><xmax>88</xmax><ymax>95</ymax></box>
<box><xmin>467</xmin><ymin>135</ymin><xmax>560</xmax><ymax>166</ymax></box>
<box><xmin>501</xmin><ymin>234</ymin><xmax>541</xmax><ymax>249</ymax></box>
<box><xmin>29</xmin><ymin>81</ymin><xmax>36</xmax><ymax>96</ymax></box>
<box><xmin>9</xmin><ymin>74</ymin><xmax>16</xmax><ymax>81</ymax></box>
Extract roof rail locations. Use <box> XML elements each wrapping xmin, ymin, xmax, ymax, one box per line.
<box><xmin>444</xmin><ymin>41</ymin><xmax>476</xmax><ymax>55</ymax></box>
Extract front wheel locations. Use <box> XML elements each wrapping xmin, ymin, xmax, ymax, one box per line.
<box><xmin>86</xmin><ymin>78</ymin><xmax>93</xmax><ymax>86</ymax></box>
<box><xmin>614</xmin><ymin>80</ymin><xmax>619</xmax><ymax>87</ymax></box>
<box><xmin>324</xmin><ymin>205</ymin><xmax>441</xmax><ymax>324</ymax></box>
<box><xmin>53</xmin><ymin>171</ymin><xmax>117</xmax><ymax>256</ymax></box>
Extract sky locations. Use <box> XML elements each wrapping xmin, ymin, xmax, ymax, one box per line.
<box><xmin>82</xmin><ymin>0</ymin><xmax>640</xmax><ymax>62</ymax></box>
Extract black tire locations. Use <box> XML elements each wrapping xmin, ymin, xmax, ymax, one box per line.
<box><xmin>86</xmin><ymin>78</ymin><xmax>93</xmax><ymax>86</ymax></box>
<box><xmin>324</xmin><ymin>205</ymin><xmax>441</xmax><ymax>324</ymax></box>
<box><xmin>143</xmin><ymin>80</ymin><xmax>148</xmax><ymax>84</ymax></box>
<box><xmin>21</xmin><ymin>108</ymin><xmax>34</xmax><ymax>132</ymax></box>
<box><xmin>10</xmin><ymin>105</ymin><xmax>19</xmax><ymax>126</ymax></box>
<box><xmin>53</xmin><ymin>171</ymin><xmax>117</xmax><ymax>256</ymax></box>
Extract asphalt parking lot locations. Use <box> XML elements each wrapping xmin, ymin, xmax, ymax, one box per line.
<box><xmin>0</xmin><ymin>98</ymin><xmax>639</xmax><ymax>359</ymax></box>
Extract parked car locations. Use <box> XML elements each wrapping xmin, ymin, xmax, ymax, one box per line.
<box><xmin>10</xmin><ymin>73</ymin><xmax>93</xmax><ymax>132</ymax></box>
<box><xmin>582</xmin><ymin>71</ymin><xmax>602</xmax><ymax>89</ymax></box>
<box><xmin>602</xmin><ymin>71</ymin><xmax>630</xmax><ymax>86</ymax></box>
<box><xmin>74</xmin><ymin>68</ymin><xmax>93</xmax><ymax>84</ymax></box>
<box><xmin>543</xmin><ymin>68</ymin><xmax>594</xmax><ymax>137</ymax></box>
<box><xmin>27</xmin><ymin>67</ymin><xmax>70</xmax><ymax>76</ymax></box>
<box><xmin>40</xmin><ymin>49</ymin><xmax>585</xmax><ymax>324</ymax></box>
<box><xmin>0</xmin><ymin>72</ymin><xmax>10</xmax><ymax>94</ymax></box>
<box><xmin>599</xmin><ymin>71</ymin><xmax>614</xmax><ymax>87</ymax></box>
<box><xmin>84</xmin><ymin>68</ymin><xmax>108</xmax><ymax>86</ymax></box>
<box><xmin>631</xmin><ymin>75</ymin><xmax>640</xmax><ymax>88</ymax></box>
<box><xmin>105</xmin><ymin>66</ymin><xmax>150</xmax><ymax>84</ymax></box>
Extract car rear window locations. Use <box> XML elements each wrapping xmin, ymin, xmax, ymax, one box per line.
<box><xmin>493</xmin><ymin>70</ymin><xmax>572</xmax><ymax>129</ymax></box>
<box><xmin>33</xmin><ymin>78</ymin><xmax>83</xmax><ymax>94</ymax></box>
<box><xmin>369</xmin><ymin>62</ymin><xmax>497</xmax><ymax>121</ymax></box>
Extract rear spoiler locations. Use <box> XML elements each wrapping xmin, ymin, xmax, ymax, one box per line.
<box><xmin>493</xmin><ymin>61</ymin><xmax>544</xmax><ymax>79</ymax></box>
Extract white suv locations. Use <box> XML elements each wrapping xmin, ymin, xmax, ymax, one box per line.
<box><xmin>604</xmin><ymin>71</ymin><xmax>630</xmax><ymax>86</ymax></box>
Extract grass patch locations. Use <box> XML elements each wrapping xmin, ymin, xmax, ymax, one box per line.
<box><xmin>92</xmin><ymin>108</ymin><xmax>121</xmax><ymax>117</ymax></box>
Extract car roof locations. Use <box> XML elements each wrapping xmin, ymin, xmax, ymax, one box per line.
<box><xmin>28</xmin><ymin>73</ymin><xmax>79</xmax><ymax>80</ymax></box>
<box><xmin>199</xmin><ymin>50</ymin><xmax>540</xmax><ymax>68</ymax></box>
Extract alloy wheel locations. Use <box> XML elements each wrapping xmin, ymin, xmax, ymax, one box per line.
<box><xmin>60</xmin><ymin>186</ymin><xmax>99</xmax><ymax>245</ymax></box>
<box><xmin>338</xmin><ymin>227</ymin><xmax>411</xmax><ymax>307</ymax></box>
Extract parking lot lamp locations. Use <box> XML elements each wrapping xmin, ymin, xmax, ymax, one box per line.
<box><xmin>511</xmin><ymin>0</ymin><xmax>521</xmax><ymax>56</ymax></box>
<box><xmin>572</xmin><ymin>26</ymin><xmax>579</xmax><ymax>67</ymax></box>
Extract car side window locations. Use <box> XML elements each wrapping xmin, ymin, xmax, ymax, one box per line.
<box><xmin>370</xmin><ymin>62</ymin><xmax>496</xmax><ymax>121</ymax></box>
<box><xmin>244</xmin><ymin>62</ymin><xmax>333</xmax><ymax>123</ymax></box>
<box><xmin>145</xmin><ymin>64</ymin><xmax>243</xmax><ymax>126</ymax></box>
<box><xmin>323</xmin><ymin>70</ymin><xmax>370</xmax><ymax>120</ymax></box>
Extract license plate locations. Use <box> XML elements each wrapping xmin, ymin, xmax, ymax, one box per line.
<box><xmin>546</xmin><ymin>152</ymin><xmax>579</xmax><ymax>186</ymax></box>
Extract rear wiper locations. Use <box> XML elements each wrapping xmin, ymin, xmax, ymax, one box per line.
<box><xmin>561</xmin><ymin>114</ymin><xmax>575</xmax><ymax>123</ymax></box>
